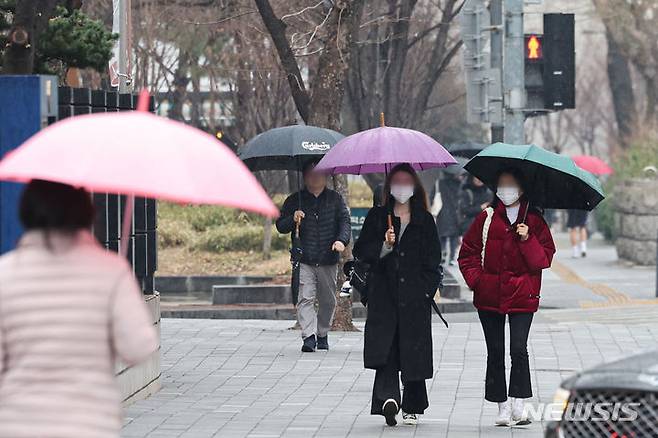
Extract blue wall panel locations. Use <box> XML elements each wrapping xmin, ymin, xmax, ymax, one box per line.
<box><xmin>0</xmin><ymin>76</ymin><xmax>57</xmax><ymax>254</ymax></box>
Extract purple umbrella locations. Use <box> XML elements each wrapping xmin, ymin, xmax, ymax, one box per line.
<box><xmin>315</xmin><ymin>114</ymin><xmax>458</xmax><ymax>174</ymax></box>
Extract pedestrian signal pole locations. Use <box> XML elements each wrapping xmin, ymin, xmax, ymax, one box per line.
<box><xmin>503</xmin><ymin>0</ymin><xmax>525</xmax><ymax>145</ymax></box>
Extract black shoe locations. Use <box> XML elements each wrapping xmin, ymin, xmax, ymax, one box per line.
<box><xmin>317</xmin><ymin>335</ymin><xmax>329</xmax><ymax>350</ymax></box>
<box><xmin>301</xmin><ymin>335</ymin><xmax>316</xmax><ymax>352</ymax></box>
<box><xmin>382</xmin><ymin>399</ymin><xmax>399</xmax><ymax>426</ymax></box>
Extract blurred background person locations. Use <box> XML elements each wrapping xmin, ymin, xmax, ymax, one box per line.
<box><xmin>436</xmin><ymin>172</ymin><xmax>463</xmax><ymax>266</ymax></box>
<box><xmin>567</xmin><ymin>209</ymin><xmax>589</xmax><ymax>258</ymax></box>
<box><xmin>459</xmin><ymin>176</ymin><xmax>491</xmax><ymax>237</ymax></box>
<box><xmin>0</xmin><ymin>180</ymin><xmax>158</xmax><ymax>438</ymax></box>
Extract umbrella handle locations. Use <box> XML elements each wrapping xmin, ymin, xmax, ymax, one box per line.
<box><xmin>387</xmin><ymin>214</ymin><xmax>392</xmax><ymax>229</ymax></box>
<box><xmin>295</xmin><ymin>217</ymin><xmax>301</xmax><ymax>239</ymax></box>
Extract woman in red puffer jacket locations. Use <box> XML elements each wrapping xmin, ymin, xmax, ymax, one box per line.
<box><xmin>458</xmin><ymin>168</ymin><xmax>555</xmax><ymax>427</ymax></box>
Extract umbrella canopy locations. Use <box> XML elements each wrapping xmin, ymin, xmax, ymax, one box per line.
<box><xmin>464</xmin><ymin>143</ymin><xmax>605</xmax><ymax>210</ymax></box>
<box><xmin>240</xmin><ymin>125</ymin><xmax>344</xmax><ymax>171</ymax></box>
<box><xmin>573</xmin><ymin>155</ymin><xmax>613</xmax><ymax>176</ymax></box>
<box><xmin>447</xmin><ymin>142</ymin><xmax>488</xmax><ymax>159</ymax></box>
<box><xmin>315</xmin><ymin>125</ymin><xmax>457</xmax><ymax>174</ymax></box>
<box><xmin>441</xmin><ymin>156</ymin><xmax>468</xmax><ymax>175</ymax></box>
<box><xmin>0</xmin><ymin>110</ymin><xmax>278</xmax><ymax>218</ymax></box>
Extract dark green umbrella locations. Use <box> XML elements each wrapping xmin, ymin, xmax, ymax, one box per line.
<box><xmin>240</xmin><ymin>125</ymin><xmax>344</xmax><ymax>171</ymax></box>
<box><xmin>441</xmin><ymin>156</ymin><xmax>468</xmax><ymax>175</ymax></box>
<box><xmin>447</xmin><ymin>142</ymin><xmax>488</xmax><ymax>159</ymax></box>
<box><xmin>464</xmin><ymin>143</ymin><xmax>605</xmax><ymax>211</ymax></box>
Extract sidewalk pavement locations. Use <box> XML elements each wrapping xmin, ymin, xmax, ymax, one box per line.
<box><xmin>123</xmin><ymin>310</ymin><xmax>658</xmax><ymax>438</ymax></box>
<box><xmin>123</xmin><ymin>233</ymin><xmax>658</xmax><ymax>437</ymax></box>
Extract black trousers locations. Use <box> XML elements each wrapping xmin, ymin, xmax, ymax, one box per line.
<box><xmin>371</xmin><ymin>331</ymin><xmax>428</xmax><ymax>415</ymax></box>
<box><xmin>478</xmin><ymin>310</ymin><xmax>533</xmax><ymax>402</ymax></box>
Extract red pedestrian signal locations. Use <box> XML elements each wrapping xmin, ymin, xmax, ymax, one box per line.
<box><xmin>526</xmin><ymin>35</ymin><xmax>542</xmax><ymax>60</ymax></box>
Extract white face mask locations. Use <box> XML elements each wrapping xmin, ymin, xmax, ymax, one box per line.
<box><xmin>497</xmin><ymin>187</ymin><xmax>521</xmax><ymax>206</ymax></box>
<box><xmin>390</xmin><ymin>184</ymin><xmax>414</xmax><ymax>204</ymax></box>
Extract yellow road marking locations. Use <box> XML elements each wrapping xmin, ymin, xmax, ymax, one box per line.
<box><xmin>549</xmin><ymin>260</ymin><xmax>654</xmax><ymax>308</ymax></box>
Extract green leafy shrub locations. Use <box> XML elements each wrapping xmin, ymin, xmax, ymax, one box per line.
<box><xmin>194</xmin><ymin>225</ymin><xmax>289</xmax><ymax>252</ymax></box>
<box><xmin>612</xmin><ymin>134</ymin><xmax>658</xmax><ymax>180</ymax></box>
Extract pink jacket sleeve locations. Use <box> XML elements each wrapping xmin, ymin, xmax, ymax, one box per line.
<box><xmin>0</xmin><ymin>321</ymin><xmax>4</xmax><ymax>375</ymax></box>
<box><xmin>110</xmin><ymin>270</ymin><xmax>159</xmax><ymax>366</ymax></box>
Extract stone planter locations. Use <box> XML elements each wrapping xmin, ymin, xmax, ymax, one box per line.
<box><xmin>613</xmin><ymin>178</ymin><xmax>658</xmax><ymax>265</ymax></box>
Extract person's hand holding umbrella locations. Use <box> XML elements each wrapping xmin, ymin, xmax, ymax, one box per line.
<box><xmin>331</xmin><ymin>241</ymin><xmax>346</xmax><ymax>252</ymax></box>
<box><xmin>384</xmin><ymin>226</ymin><xmax>396</xmax><ymax>249</ymax></box>
<box><xmin>516</xmin><ymin>223</ymin><xmax>529</xmax><ymax>241</ymax></box>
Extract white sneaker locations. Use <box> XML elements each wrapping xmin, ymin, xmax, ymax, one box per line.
<box><xmin>511</xmin><ymin>397</ymin><xmax>531</xmax><ymax>425</ymax></box>
<box><xmin>401</xmin><ymin>412</ymin><xmax>418</xmax><ymax>425</ymax></box>
<box><xmin>495</xmin><ymin>400</ymin><xmax>511</xmax><ymax>426</ymax></box>
<box><xmin>572</xmin><ymin>246</ymin><xmax>580</xmax><ymax>258</ymax></box>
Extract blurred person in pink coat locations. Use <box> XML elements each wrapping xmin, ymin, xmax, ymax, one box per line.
<box><xmin>0</xmin><ymin>180</ymin><xmax>159</xmax><ymax>438</ymax></box>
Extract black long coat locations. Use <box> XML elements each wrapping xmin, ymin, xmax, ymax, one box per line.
<box><xmin>436</xmin><ymin>175</ymin><xmax>462</xmax><ymax>237</ymax></box>
<box><xmin>353</xmin><ymin>205</ymin><xmax>443</xmax><ymax>381</ymax></box>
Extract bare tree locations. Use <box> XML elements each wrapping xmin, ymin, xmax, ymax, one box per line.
<box><xmin>255</xmin><ymin>0</ymin><xmax>365</xmax><ymax>331</ymax></box>
<box><xmin>593</xmin><ymin>0</ymin><xmax>658</xmax><ymax>148</ymax></box>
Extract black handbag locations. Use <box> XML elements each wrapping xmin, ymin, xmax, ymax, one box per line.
<box><xmin>343</xmin><ymin>259</ymin><xmax>371</xmax><ymax>306</ymax></box>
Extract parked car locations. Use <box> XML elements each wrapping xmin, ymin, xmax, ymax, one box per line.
<box><xmin>545</xmin><ymin>350</ymin><xmax>658</xmax><ymax>438</ymax></box>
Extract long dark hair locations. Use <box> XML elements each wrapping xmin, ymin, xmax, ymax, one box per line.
<box><xmin>20</xmin><ymin>180</ymin><xmax>95</xmax><ymax>232</ymax></box>
<box><xmin>382</xmin><ymin>163</ymin><xmax>429</xmax><ymax>212</ymax></box>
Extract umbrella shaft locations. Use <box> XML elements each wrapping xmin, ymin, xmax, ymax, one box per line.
<box><xmin>120</xmin><ymin>195</ymin><xmax>134</xmax><ymax>257</ymax></box>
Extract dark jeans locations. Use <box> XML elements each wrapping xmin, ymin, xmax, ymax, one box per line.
<box><xmin>371</xmin><ymin>331</ymin><xmax>428</xmax><ymax>415</ymax></box>
<box><xmin>440</xmin><ymin>235</ymin><xmax>460</xmax><ymax>262</ymax></box>
<box><xmin>478</xmin><ymin>310</ymin><xmax>534</xmax><ymax>402</ymax></box>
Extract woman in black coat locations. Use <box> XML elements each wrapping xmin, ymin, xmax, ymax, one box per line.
<box><xmin>459</xmin><ymin>175</ymin><xmax>492</xmax><ymax>235</ymax></box>
<box><xmin>353</xmin><ymin>163</ymin><xmax>443</xmax><ymax>427</ymax></box>
<box><xmin>436</xmin><ymin>172</ymin><xmax>463</xmax><ymax>265</ymax></box>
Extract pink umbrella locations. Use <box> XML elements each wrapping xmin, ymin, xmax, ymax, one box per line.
<box><xmin>0</xmin><ymin>92</ymin><xmax>278</xmax><ymax>254</ymax></box>
<box><xmin>315</xmin><ymin>114</ymin><xmax>457</xmax><ymax>174</ymax></box>
<box><xmin>573</xmin><ymin>155</ymin><xmax>613</xmax><ymax>176</ymax></box>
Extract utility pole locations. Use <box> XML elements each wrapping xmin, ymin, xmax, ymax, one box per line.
<box><xmin>503</xmin><ymin>0</ymin><xmax>525</xmax><ymax>144</ymax></box>
<box><xmin>118</xmin><ymin>0</ymin><xmax>132</xmax><ymax>93</ymax></box>
<box><xmin>489</xmin><ymin>0</ymin><xmax>504</xmax><ymax>142</ymax></box>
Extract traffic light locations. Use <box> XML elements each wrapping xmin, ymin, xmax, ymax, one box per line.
<box><xmin>543</xmin><ymin>13</ymin><xmax>575</xmax><ymax>109</ymax></box>
<box><xmin>524</xmin><ymin>33</ymin><xmax>545</xmax><ymax>110</ymax></box>
<box><xmin>524</xmin><ymin>14</ymin><xmax>575</xmax><ymax>112</ymax></box>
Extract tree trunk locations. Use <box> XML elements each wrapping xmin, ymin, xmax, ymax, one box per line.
<box><xmin>168</xmin><ymin>52</ymin><xmax>190</xmax><ymax>122</ymax></box>
<box><xmin>262</xmin><ymin>216</ymin><xmax>272</xmax><ymax>260</ymax></box>
<box><xmin>305</xmin><ymin>1</ymin><xmax>364</xmax><ymax>332</ymax></box>
<box><xmin>257</xmin><ymin>0</ymin><xmax>365</xmax><ymax>331</ymax></box>
<box><xmin>605</xmin><ymin>29</ymin><xmax>637</xmax><ymax>149</ymax></box>
<box><xmin>2</xmin><ymin>0</ymin><xmax>59</xmax><ymax>73</ymax></box>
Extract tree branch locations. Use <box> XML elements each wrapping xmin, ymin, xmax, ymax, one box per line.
<box><xmin>255</xmin><ymin>0</ymin><xmax>310</xmax><ymax>123</ymax></box>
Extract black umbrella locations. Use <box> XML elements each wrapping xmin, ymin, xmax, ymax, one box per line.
<box><xmin>241</xmin><ymin>125</ymin><xmax>344</xmax><ymax>305</ymax></box>
<box><xmin>447</xmin><ymin>142</ymin><xmax>488</xmax><ymax>159</ymax></box>
<box><xmin>240</xmin><ymin>125</ymin><xmax>344</xmax><ymax>171</ymax></box>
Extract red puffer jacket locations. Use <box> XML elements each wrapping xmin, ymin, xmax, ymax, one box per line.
<box><xmin>458</xmin><ymin>200</ymin><xmax>556</xmax><ymax>314</ymax></box>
